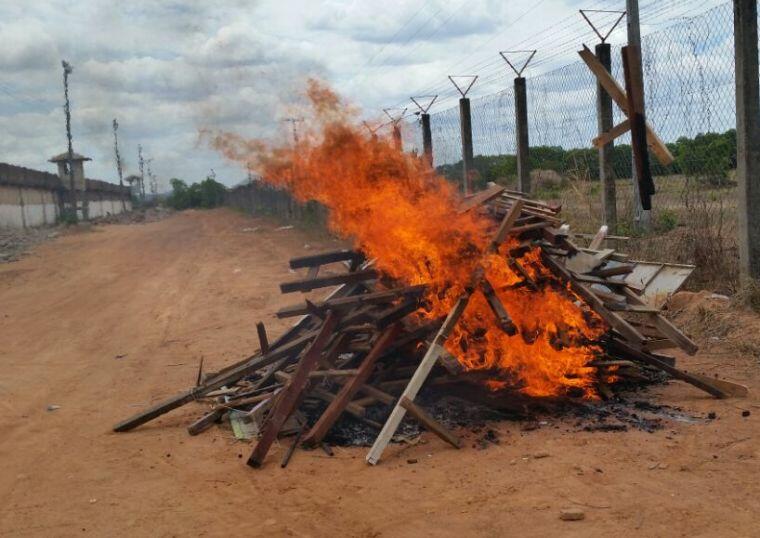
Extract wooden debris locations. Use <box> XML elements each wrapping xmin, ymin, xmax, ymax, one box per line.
<box><xmin>113</xmin><ymin>188</ymin><xmax>739</xmax><ymax>474</ymax></box>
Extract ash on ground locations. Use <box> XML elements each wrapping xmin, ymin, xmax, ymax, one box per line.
<box><xmin>303</xmin><ymin>372</ymin><xmax>704</xmax><ymax>448</ymax></box>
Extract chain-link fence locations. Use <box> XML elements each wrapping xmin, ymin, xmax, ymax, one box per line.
<box><xmin>406</xmin><ymin>2</ymin><xmax>741</xmax><ymax>288</ymax></box>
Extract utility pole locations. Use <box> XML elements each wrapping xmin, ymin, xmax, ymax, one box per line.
<box><xmin>411</xmin><ymin>96</ymin><xmax>437</xmax><ymax>167</ymax></box>
<box><xmin>146</xmin><ymin>158</ymin><xmax>157</xmax><ymax>195</ymax></box>
<box><xmin>281</xmin><ymin>117</ymin><xmax>304</xmax><ymax>145</ymax></box>
<box><xmin>580</xmin><ymin>10</ymin><xmax>626</xmax><ymax>233</ymax></box>
<box><xmin>734</xmin><ymin>0</ymin><xmax>760</xmax><ymax>279</ymax></box>
<box><xmin>112</xmin><ymin>119</ymin><xmax>127</xmax><ymax>211</ymax></box>
<box><xmin>137</xmin><ymin>144</ymin><xmax>146</xmax><ymax>201</ymax></box>
<box><xmin>61</xmin><ymin>60</ymin><xmax>78</xmax><ymax>221</ymax></box>
<box><xmin>626</xmin><ymin>0</ymin><xmax>650</xmax><ymax>231</ymax></box>
<box><xmin>383</xmin><ymin>108</ymin><xmax>407</xmax><ymax>152</ymax></box>
<box><xmin>448</xmin><ymin>76</ymin><xmax>478</xmax><ymax>195</ymax></box>
<box><xmin>500</xmin><ymin>51</ymin><xmax>536</xmax><ymax>195</ymax></box>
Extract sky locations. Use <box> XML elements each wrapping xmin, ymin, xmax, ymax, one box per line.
<box><xmin>0</xmin><ymin>0</ymin><xmax>728</xmax><ymax>188</ymax></box>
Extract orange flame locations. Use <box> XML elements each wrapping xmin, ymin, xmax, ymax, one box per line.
<box><xmin>206</xmin><ymin>79</ymin><xmax>606</xmax><ymax>398</ymax></box>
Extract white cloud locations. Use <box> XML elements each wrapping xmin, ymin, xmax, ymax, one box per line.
<box><xmin>0</xmin><ymin>0</ymin><xmax>731</xmax><ymax>187</ymax></box>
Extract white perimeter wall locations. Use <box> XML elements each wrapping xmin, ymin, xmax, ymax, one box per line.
<box><xmin>0</xmin><ymin>185</ymin><xmax>132</xmax><ymax>229</ymax></box>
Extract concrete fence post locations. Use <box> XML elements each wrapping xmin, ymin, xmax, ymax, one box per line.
<box><xmin>595</xmin><ymin>42</ymin><xmax>617</xmax><ymax>232</ymax></box>
<box><xmin>734</xmin><ymin>0</ymin><xmax>760</xmax><ymax>279</ymax></box>
<box><xmin>459</xmin><ymin>97</ymin><xmax>474</xmax><ymax>195</ymax></box>
<box><xmin>421</xmin><ymin>113</ymin><xmax>433</xmax><ymax>167</ymax></box>
<box><xmin>514</xmin><ymin>77</ymin><xmax>531</xmax><ymax>194</ymax></box>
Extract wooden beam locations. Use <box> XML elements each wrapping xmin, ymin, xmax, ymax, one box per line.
<box><xmin>366</xmin><ymin>295</ymin><xmax>471</xmax><ymax>465</ymax></box>
<box><xmin>592</xmin><ymin>119</ymin><xmax>631</xmax><ymax>148</ymax></box>
<box><xmin>399</xmin><ymin>396</ymin><xmax>461</xmax><ymax>449</ymax></box>
<box><xmin>256</xmin><ymin>322</ymin><xmax>269</xmax><ymax>353</ymax></box>
<box><xmin>622</xmin><ymin>45</ymin><xmax>655</xmax><ymax>209</ymax></box>
<box><xmin>289</xmin><ymin>249</ymin><xmax>363</xmax><ymax>269</ymax></box>
<box><xmin>302</xmin><ymin>324</ymin><xmax>401</xmax><ymax>447</ymax></box>
<box><xmin>610</xmin><ymin>339</ymin><xmax>738</xmax><ymax>399</ymax></box>
<box><xmin>490</xmin><ymin>199</ymin><xmax>524</xmax><ymax>251</ymax></box>
<box><xmin>578</xmin><ymin>45</ymin><xmax>674</xmax><ymax>166</ymax></box>
<box><xmin>480</xmin><ymin>278</ymin><xmax>517</xmax><ymax>335</ymax></box>
<box><xmin>247</xmin><ymin>312</ymin><xmax>339</xmax><ymax>468</ymax></box>
<box><xmin>276</xmin><ymin>285</ymin><xmax>425</xmax><ymax>319</ymax></box>
<box><xmin>457</xmin><ymin>184</ymin><xmax>505</xmax><ymax>213</ymax></box>
<box><xmin>280</xmin><ymin>269</ymin><xmax>379</xmax><ymax>293</ymax></box>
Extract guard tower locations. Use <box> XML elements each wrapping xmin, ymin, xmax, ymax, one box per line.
<box><xmin>49</xmin><ymin>151</ymin><xmax>91</xmax><ymax>191</ymax></box>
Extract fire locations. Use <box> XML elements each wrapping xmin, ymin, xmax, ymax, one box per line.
<box><xmin>206</xmin><ymin>79</ymin><xmax>607</xmax><ymax>398</ymax></box>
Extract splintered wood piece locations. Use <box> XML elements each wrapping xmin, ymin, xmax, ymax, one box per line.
<box><xmin>113</xmin><ymin>329</ymin><xmax>319</xmax><ymax>432</ymax></box>
<box><xmin>366</xmin><ymin>295</ymin><xmax>471</xmax><ymax>465</ymax></box>
<box><xmin>588</xmin><ymin>225</ymin><xmax>608</xmax><ymax>250</ymax></box>
<box><xmin>399</xmin><ymin>396</ymin><xmax>461</xmax><ymax>449</ymax></box>
<box><xmin>289</xmin><ymin>249</ymin><xmax>364</xmax><ymax>269</ymax></box>
<box><xmin>490</xmin><ymin>199</ymin><xmax>524</xmax><ymax>251</ymax></box>
<box><xmin>247</xmin><ymin>311</ymin><xmax>339</xmax><ymax>468</ymax></box>
<box><xmin>256</xmin><ymin>322</ymin><xmax>269</xmax><ymax>353</ymax></box>
<box><xmin>458</xmin><ymin>184</ymin><xmax>506</xmax><ymax>213</ymax></box>
<box><xmin>480</xmin><ymin>278</ymin><xmax>517</xmax><ymax>335</ymax></box>
<box><xmin>280</xmin><ymin>269</ymin><xmax>379</xmax><ymax>293</ymax></box>
<box><xmin>302</xmin><ymin>323</ymin><xmax>401</xmax><ymax>447</ymax></box>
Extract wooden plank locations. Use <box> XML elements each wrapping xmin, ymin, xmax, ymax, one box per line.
<box><xmin>302</xmin><ymin>324</ymin><xmax>401</xmax><ymax>447</ymax></box>
<box><xmin>578</xmin><ymin>45</ymin><xmax>674</xmax><ymax>166</ymax></box>
<box><xmin>280</xmin><ymin>269</ymin><xmax>379</xmax><ymax>293</ymax></box>
<box><xmin>509</xmin><ymin>221</ymin><xmax>551</xmax><ymax>236</ymax></box>
<box><xmin>187</xmin><ymin>408</ymin><xmax>225</xmax><ymax>436</ymax></box>
<box><xmin>289</xmin><ymin>249</ymin><xmax>363</xmax><ymax>269</ymax></box>
<box><xmin>247</xmin><ymin>311</ymin><xmax>339</xmax><ymax>468</ymax></box>
<box><xmin>366</xmin><ymin>295</ymin><xmax>471</xmax><ymax>465</ymax></box>
<box><xmin>591</xmin><ymin>264</ymin><xmax>635</xmax><ymax>278</ymax></box>
<box><xmin>610</xmin><ymin>339</ymin><xmax>736</xmax><ymax>399</ymax></box>
<box><xmin>490</xmin><ymin>199</ymin><xmax>524</xmax><ymax>251</ymax></box>
<box><xmin>622</xmin><ymin>45</ymin><xmax>655</xmax><ymax>208</ymax></box>
<box><xmin>373</xmin><ymin>297</ymin><xmax>422</xmax><ymax>329</ymax></box>
<box><xmin>457</xmin><ymin>184</ymin><xmax>505</xmax><ymax>213</ymax></box>
<box><xmin>480</xmin><ymin>278</ymin><xmax>517</xmax><ymax>335</ymax></box>
<box><xmin>280</xmin><ymin>422</ymin><xmax>306</xmax><ymax>468</ymax></box>
<box><xmin>592</xmin><ymin>119</ymin><xmax>631</xmax><ymax>148</ymax></box>
<box><xmin>399</xmin><ymin>396</ymin><xmax>461</xmax><ymax>449</ymax></box>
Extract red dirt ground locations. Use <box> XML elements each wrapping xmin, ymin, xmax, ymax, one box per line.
<box><xmin>1</xmin><ymin>209</ymin><xmax>758</xmax><ymax>537</ymax></box>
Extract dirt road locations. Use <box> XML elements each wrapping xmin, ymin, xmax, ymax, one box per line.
<box><xmin>1</xmin><ymin>209</ymin><xmax>758</xmax><ymax>537</ymax></box>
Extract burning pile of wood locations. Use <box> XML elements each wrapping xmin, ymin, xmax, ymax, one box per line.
<box><xmin>114</xmin><ymin>187</ymin><xmax>746</xmax><ymax>468</ymax></box>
